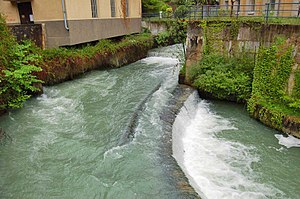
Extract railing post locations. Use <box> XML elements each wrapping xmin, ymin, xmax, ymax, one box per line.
<box><xmin>265</xmin><ymin>3</ymin><xmax>270</xmax><ymax>23</ymax></box>
<box><xmin>237</xmin><ymin>0</ymin><xmax>240</xmax><ymax>19</ymax></box>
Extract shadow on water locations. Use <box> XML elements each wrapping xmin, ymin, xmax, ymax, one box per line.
<box><xmin>0</xmin><ymin>128</ymin><xmax>12</xmax><ymax>146</ymax></box>
<box><xmin>118</xmin><ymin>82</ymin><xmax>162</xmax><ymax>146</ymax></box>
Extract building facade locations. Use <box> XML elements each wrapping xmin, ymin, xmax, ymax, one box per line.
<box><xmin>0</xmin><ymin>0</ymin><xmax>142</xmax><ymax>48</ymax></box>
<box><xmin>218</xmin><ymin>0</ymin><xmax>299</xmax><ymax>17</ymax></box>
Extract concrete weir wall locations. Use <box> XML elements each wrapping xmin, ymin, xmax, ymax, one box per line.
<box><xmin>185</xmin><ymin>21</ymin><xmax>300</xmax><ymax>137</ymax></box>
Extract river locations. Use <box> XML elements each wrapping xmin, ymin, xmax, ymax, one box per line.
<box><xmin>0</xmin><ymin>45</ymin><xmax>300</xmax><ymax>199</ymax></box>
<box><xmin>173</xmin><ymin>93</ymin><xmax>300</xmax><ymax>199</ymax></box>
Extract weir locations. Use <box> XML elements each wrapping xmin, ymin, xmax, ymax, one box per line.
<box><xmin>173</xmin><ymin>92</ymin><xmax>300</xmax><ymax>199</ymax></box>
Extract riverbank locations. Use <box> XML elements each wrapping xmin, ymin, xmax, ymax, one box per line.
<box><xmin>38</xmin><ymin>34</ymin><xmax>154</xmax><ymax>85</ymax></box>
<box><xmin>183</xmin><ymin>20</ymin><xmax>300</xmax><ymax>138</ymax></box>
<box><xmin>0</xmin><ymin>17</ymin><xmax>154</xmax><ymax>115</ymax></box>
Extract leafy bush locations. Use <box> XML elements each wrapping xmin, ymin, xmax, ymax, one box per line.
<box><xmin>155</xmin><ymin>31</ymin><xmax>171</xmax><ymax>46</ymax></box>
<box><xmin>174</xmin><ymin>5</ymin><xmax>189</xmax><ymax>18</ymax></box>
<box><xmin>142</xmin><ymin>0</ymin><xmax>171</xmax><ymax>13</ymax></box>
<box><xmin>188</xmin><ymin>54</ymin><xmax>254</xmax><ymax>102</ymax></box>
<box><xmin>0</xmin><ymin>15</ymin><xmax>42</xmax><ymax>110</ymax></box>
<box><xmin>154</xmin><ymin>20</ymin><xmax>187</xmax><ymax>46</ymax></box>
<box><xmin>0</xmin><ymin>14</ymin><xmax>15</xmax><ymax>68</ymax></box>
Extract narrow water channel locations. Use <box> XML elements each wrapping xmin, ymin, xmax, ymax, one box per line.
<box><xmin>1</xmin><ymin>44</ymin><xmax>300</xmax><ymax>199</ymax></box>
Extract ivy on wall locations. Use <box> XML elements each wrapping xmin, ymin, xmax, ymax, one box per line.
<box><xmin>247</xmin><ymin>38</ymin><xmax>299</xmax><ymax>129</ymax></box>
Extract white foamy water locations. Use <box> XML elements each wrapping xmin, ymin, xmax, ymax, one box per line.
<box><xmin>141</xmin><ymin>56</ymin><xmax>179</xmax><ymax>66</ymax></box>
<box><xmin>275</xmin><ymin>134</ymin><xmax>300</xmax><ymax>148</ymax></box>
<box><xmin>173</xmin><ymin>93</ymin><xmax>284</xmax><ymax>199</ymax></box>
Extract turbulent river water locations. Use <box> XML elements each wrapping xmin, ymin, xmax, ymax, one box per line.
<box><xmin>0</xmin><ymin>45</ymin><xmax>300</xmax><ymax>199</ymax></box>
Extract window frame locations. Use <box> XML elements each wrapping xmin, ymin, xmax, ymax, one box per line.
<box><xmin>91</xmin><ymin>0</ymin><xmax>98</xmax><ymax>18</ymax></box>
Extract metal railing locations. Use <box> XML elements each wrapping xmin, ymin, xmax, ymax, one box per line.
<box><xmin>142</xmin><ymin>2</ymin><xmax>300</xmax><ymax>23</ymax></box>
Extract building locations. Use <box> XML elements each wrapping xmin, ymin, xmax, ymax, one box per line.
<box><xmin>0</xmin><ymin>0</ymin><xmax>142</xmax><ymax>48</ymax></box>
<box><xmin>218</xmin><ymin>0</ymin><xmax>299</xmax><ymax>17</ymax></box>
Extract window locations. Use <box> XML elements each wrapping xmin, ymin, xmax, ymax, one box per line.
<box><xmin>110</xmin><ymin>0</ymin><xmax>116</xmax><ymax>17</ymax></box>
<box><xmin>126</xmin><ymin>0</ymin><xmax>129</xmax><ymax>17</ymax></box>
<box><xmin>91</xmin><ymin>0</ymin><xmax>98</xmax><ymax>18</ymax></box>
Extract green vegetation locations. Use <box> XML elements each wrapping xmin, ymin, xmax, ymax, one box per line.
<box><xmin>187</xmin><ymin>20</ymin><xmax>255</xmax><ymax>102</ymax></box>
<box><xmin>142</xmin><ymin>0</ymin><xmax>171</xmax><ymax>13</ymax></box>
<box><xmin>42</xmin><ymin>34</ymin><xmax>153</xmax><ymax>64</ymax></box>
<box><xmin>185</xmin><ymin>20</ymin><xmax>299</xmax><ymax>133</ymax></box>
<box><xmin>39</xmin><ymin>33</ymin><xmax>154</xmax><ymax>85</ymax></box>
<box><xmin>188</xmin><ymin>54</ymin><xmax>254</xmax><ymax>102</ymax></box>
<box><xmin>142</xmin><ymin>0</ymin><xmax>218</xmax><ymax>19</ymax></box>
<box><xmin>248</xmin><ymin>39</ymin><xmax>300</xmax><ymax>129</ymax></box>
<box><xmin>0</xmin><ymin>15</ymin><xmax>42</xmax><ymax>110</ymax></box>
<box><xmin>154</xmin><ymin>20</ymin><xmax>187</xmax><ymax>46</ymax></box>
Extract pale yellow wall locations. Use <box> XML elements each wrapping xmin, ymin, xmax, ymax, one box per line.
<box><xmin>129</xmin><ymin>0</ymin><xmax>141</xmax><ymax>17</ymax></box>
<box><xmin>98</xmin><ymin>0</ymin><xmax>111</xmax><ymax>18</ymax></box>
<box><xmin>65</xmin><ymin>0</ymin><xmax>92</xmax><ymax>19</ymax></box>
<box><xmin>0</xmin><ymin>1</ymin><xmax>20</xmax><ymax>24</ymax></box>
<box><xmin>114</xmin><ymin>0</ymin><xmax>141</xmax><ymax>18</ymax></box>
<box><xmin>0</xmin><ymin>0</ymin><xmax>141</xmax><ymax>25</ymax></box>
<box><xmin>219</xmin><ymin>0</ymin><xmax>298</xmax><ymax>16</ymax></box>
<box><xmin>97</xmin><ymin>0</ymin><xmax>141</xmax><ymax>19</ymax></box>
<box><xmin>32</xmin><ymin>0</ymin><xmax>63</xmax><ymax>21</ymax></box>
<box><xmin>114</xmin><ymin>0</ymin><xmax>122</xmax><ymax>18</ymax></box>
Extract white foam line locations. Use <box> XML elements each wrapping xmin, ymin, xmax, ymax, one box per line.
<box><xmin>275</xmin><ymin>134</ymin><xmax>300</xmax><ymax>148</ymax></box>
<box><xmin>173</xmin><ymin>97</ymin><xmax>284</xmax><ymax>199</ymax></box>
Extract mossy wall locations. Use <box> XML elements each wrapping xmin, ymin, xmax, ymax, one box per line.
<box><xmin>185</xmin><ymin>21</ymin><xmax>300</xmax><ymax>137</ymax></box>
<box><xmin>186</xmin><ymin>21</ymin><xmax>300</xmax><ymax>72</ymax></box>
<box><xmin>38</xmin><ymin>35</ymin><xmax>154</xmax><ymax>85</ymax></box>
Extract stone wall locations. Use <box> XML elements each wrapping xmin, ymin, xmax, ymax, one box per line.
<box><xmin>142</xmin><ymin>21</ymin><xmax>168</xmax><ymax>35</ymax></box>
<box><xmin>9</xmin><ymin>24</ymin><xmax>46</xmax><ymax>49</ymax></box>
<box><xmin>185</xmin><ymin>22</ymin><xmax>300</xmax><ymax>71</ymax></box>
